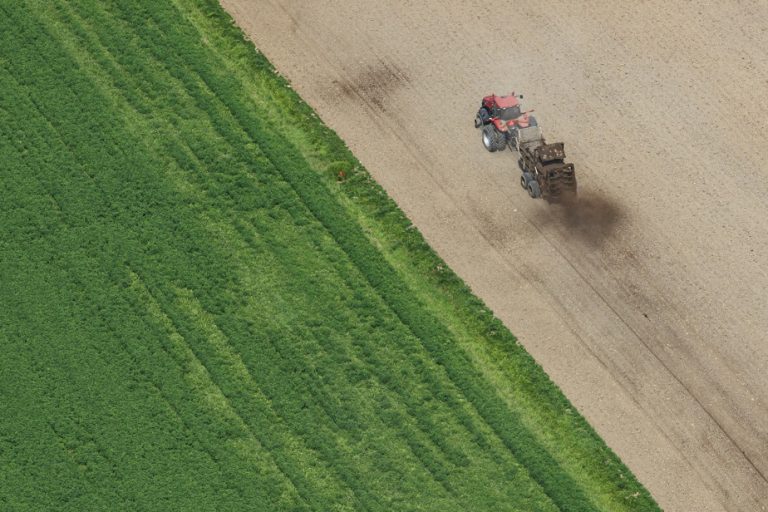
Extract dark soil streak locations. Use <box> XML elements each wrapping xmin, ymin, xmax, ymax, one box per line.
<box><xmin>332</xmin><ymin>61</ymin><xmax>410</xmax><ymax>112</ymax></box>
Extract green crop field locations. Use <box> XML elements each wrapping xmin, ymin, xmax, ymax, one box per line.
<box><xmin>0</xmin><ymin>1</ymin><xmax>660</xmax><ymax>511</ymax></box>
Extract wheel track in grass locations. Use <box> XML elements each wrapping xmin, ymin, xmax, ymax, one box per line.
<box><xmin>127</xmin><ymin>269</ymin><xmax>319</xmax><ymax>509</ymax></box>
<box><xmin>225</xmin><ymin>219</ymin><xmax>538</xmax><ymax>506</ymax></box>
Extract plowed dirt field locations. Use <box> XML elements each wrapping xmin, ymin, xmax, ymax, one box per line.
<box><xmin>221</xmin><ymin>2</ymin><xmax>768</xmax><ymax>510</ymax></box>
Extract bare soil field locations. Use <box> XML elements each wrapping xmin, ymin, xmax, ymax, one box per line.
<box><xmin>221</xmin><ymin>1</ymin><xmax>768</xmax><ymax>510</ymax></box>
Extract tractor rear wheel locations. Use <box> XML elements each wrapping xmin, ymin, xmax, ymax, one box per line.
<box><xmin>482</xmin><ymin>125</ymin><xmax>505</xmax><ymax>152</ymax></box>
<box><xmin>482</xmin><ymin>125</ymin><xmax>497</xmax><ymax>152</ymax></box>
<box><xmin>491</xmin><ymin>129</ymin><xmax>506</xmax><ymax>151</ymax></box>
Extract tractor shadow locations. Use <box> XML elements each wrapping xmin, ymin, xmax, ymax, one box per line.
<box><xmin>542</xmin><ymin>191</ymin><xmax>626</xmax><ymax>248</ymax></box>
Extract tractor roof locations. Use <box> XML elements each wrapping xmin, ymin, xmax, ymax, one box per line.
<box><xmin>493</xmin><ymin>95</ymin><xmax>520</xmax><ymax>108</ymax></box>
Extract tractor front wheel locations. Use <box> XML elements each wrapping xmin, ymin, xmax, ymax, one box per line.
<box><xmin>475</xmin><ymin>107</ymin><xmax>490</xmax><ymax>128</ymax></box>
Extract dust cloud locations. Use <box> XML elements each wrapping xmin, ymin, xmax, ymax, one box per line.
<box><xmin>544</xmin><ymin>191</ymin><xmax>626</xmax><ymax>248</ymax></box>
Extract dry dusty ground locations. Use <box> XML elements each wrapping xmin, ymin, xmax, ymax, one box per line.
<box><xmin>220</xmin><ymin>1</ymin><xmax>768</xmax><ymax>510</ymax></box>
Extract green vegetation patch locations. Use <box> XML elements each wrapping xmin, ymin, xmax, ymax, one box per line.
<box><xmin>0</xmin><ymin>1</ymin><xmax>660</xmax><ymax>511</ymax></box>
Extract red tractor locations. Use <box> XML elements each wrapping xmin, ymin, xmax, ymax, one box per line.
<box><xmin>474</xmin><ymin>93</ymin><xmax>537</xmax><ymax>152</ymax></box>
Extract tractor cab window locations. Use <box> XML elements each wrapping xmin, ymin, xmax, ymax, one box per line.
<box><xmin>497</xmin><ymin>106</ymin><xmax>521</xmax><ymax>120</ymax></box>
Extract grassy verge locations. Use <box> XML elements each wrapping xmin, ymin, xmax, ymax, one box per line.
<box><xmin>0</xmin><ymin>1</ymin><xmax>660</xmax><ymax>511</ymax></box>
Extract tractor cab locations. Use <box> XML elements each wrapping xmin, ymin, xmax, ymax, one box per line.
<box><xmin>482</xmin><ymin>94</ymin><xmax>522</xmax><ymax>120</ymax></box>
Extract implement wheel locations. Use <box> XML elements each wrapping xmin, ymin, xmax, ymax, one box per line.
<box><xmin>520</xmin><ymin>172</ymin><xmax>533</xmax><ymax>189</ymax></box>
<box><xmin>527</xmin><ymin>180</ymin><xmax>541</xmax><ymax>198</ymax></box>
